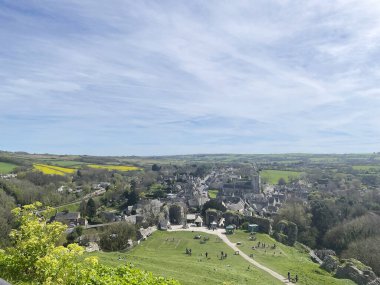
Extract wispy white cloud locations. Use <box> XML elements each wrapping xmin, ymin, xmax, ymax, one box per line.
<box><xmin>0</xmin><ymin>0</ymin><xmax>379</xmax><ymax>155</ymax></box>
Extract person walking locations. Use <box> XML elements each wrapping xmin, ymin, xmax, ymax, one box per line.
<box><xmin>287</xmin><ymin>272</ymin><xmax>291</xmax><ymax>282</ymax></box>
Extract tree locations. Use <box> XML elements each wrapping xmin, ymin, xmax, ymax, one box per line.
<box><xmin>342</xmin><ymin>236</ymin><xmax>380</xmax><ymax>276</ymax></box>
<box><xmin>86</xmin><ymin>198</ymin><xmax>97</xmax><ymax>219</ymax></box>
<box><xmin>287</xmin><ymin>222</ymin><xmax>298</xmax><ymax>246</ymax></box>
<box><xmin>152</xmin><ymin>188</ymin><xmax>165</xmax><ymax>199</ymax></box>
<box><xmin>274</xmin><ymin>220</ymin><xmax>298</xmax><ymax>246</ymax></box>
<box><xmin>127</xmin><ymin>189</ymin><xmax>139</xmax><ymax>206</ymax></box>
<box><xmin>0</xmin><ymin>203</ymin><xmax>179</xmax><ymax>285</ymax></box>
<box><xmin>324</xmin><ymin>213</ymin><xmax>380</xmax><ymax>253</ymax></box>
<box><xmin>194</xmin><ymin>164</ymin><xmax>210</xmax><ymax>177</ymax></box>
<box><xmin>66</xmin><ymin>226</ymin><xmax>83</xmax><ymax>244</ymax></box>
<box><xmin>79</xmin><ymin>200</ymin><xmax>87</xmax><ymax>217</ymax></box>
<box><xmin>99</xmin><ymin>222</ymin><xmax>136</xmax><ymax>251</ymax></box>
<box><xmin>310</xmin><ymin>199</ymin><xmax>338</xmax><ymax>245</ymax></box>
<box><xmin>169</xmin><ymin>204</ymin><xmax>183</xmax><ymax>224</ymax></box>
<box><xmin>0</xmin><ymin>202</ymin><xmax>67</xmax><ymax>282</ymax></box>
<box><xmin>275</xmin><ymin>201</ymin><xmax>316</xmax><ymax>247</ymax></box>
<box><xmin>278</xmin><ymin>177</ymin><xmax>286</xmax><ymax>186</ymax></box>
<box><xmin>0</xmin><ymin>190</ymin><xmax>16</xmax><ymax>247</ymax></box>
<box><xmin>201</xmin><ymin>199</ymin><xmax>226</xmax><ymax>216</ymax></box>
<box><xmin>152</xmin><ymin>164</ymin><xmax>161</xmax><ymax>171</ymax></box>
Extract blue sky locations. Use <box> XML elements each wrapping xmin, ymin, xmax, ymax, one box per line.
<box><xmin>1</xmin><ymin>0</ymin><xmax>380</xmax><ymax>155</ymax></box>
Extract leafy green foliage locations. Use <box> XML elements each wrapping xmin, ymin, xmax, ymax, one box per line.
<box><xmin>274</xmin><ymin>220</ymin><xmax>298</xmax><ymax>246</ymax></box>
<box><xmin>0</xmin><ymin>190</ymin><xmax>16</xmax><ymax>247</ymax></box>
<box><xmin>86</xmin><ymin>198</ymin><xmax>97</xmax><ymax>219</ymax></box>
<box><xmin>0</xmin><ymin>203</ymin><xmax>179</xmax><ymax>285</ymax></box>
<box><xmin>324</xmin><ymin>213</ymin><xmax>380</xmax><ymax>253</ymax></box>
<box><xmin>0</xmin><ymin>202</ymin><xmax>67</xmax><ymax>282</ymax></box>
<box><xmin>342</xmin><ymin>236</ymin><xmax>380</xmax><ymax>275</ymax></box>
<box><xmin>169</xmin><ymin>204</ymin><xmax>183</xmax><ymax>224</ymax></box>
<box><xmin>151</xmin><ymin>164</ymin><xmax>161</xmax><ymax>171</ymax></box>
<box><xmin>201</xmin><ymin>199</ymin><xmax>226</xmax><ymax>216</ymax></box>
<box><xmin>275</xmin><ymin>201</ymin><xmax>317</xmax><ymax>247</ymax></box>
<box><xmin>99</xmin><ymin>222</ymin><xmax>136</xmax><ymax>251</ymax></box>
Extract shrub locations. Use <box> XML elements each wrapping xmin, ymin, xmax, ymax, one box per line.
<box><xmin>0</xmin><ymin>203</ymin><xmax>179</xmax><ymax>285</ymax></box>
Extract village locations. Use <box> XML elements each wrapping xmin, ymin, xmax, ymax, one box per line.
<box><xmin>52</xmin><ymin>163</ymin><xmax>312</xmax><ymax>245</ymax></box>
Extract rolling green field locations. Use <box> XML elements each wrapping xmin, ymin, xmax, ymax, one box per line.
<box><xmin>352</xmin><ymin>165</ymin><xmax>380</xmax><ymax>171</ymax></box>
<box><xmin>89</xmin><ymin>231</ymin><xmax>282</xmax><ymax>285</ymax></box>
<box><xmin>44</xmin><ymin>160</ymin><xmax>84</xmax><ymax>167</ymax></box>
<box><xmin>228</xmin><ymin>231</ymin><xmax>354</xmax><ymax>285</ymax></box>
<box><xmin>0</xmin><ymin>162</ymin><xmax>17</xmax><ymax>173</ymax></box>
<box><xmin>260</xmin><ymin>170</ymin><xmax>302</xmax><ymax>184</ymax></box>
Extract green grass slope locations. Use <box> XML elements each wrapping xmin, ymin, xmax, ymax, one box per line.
<box><xmin>89</xmin><ymin>231</ymin><xmax>283</xmax><ymax>285</ymax></box>
<box><xmin>228</xmin><ymin>231</ymin><xmax>355</xmax><ymax>285</ymax></box>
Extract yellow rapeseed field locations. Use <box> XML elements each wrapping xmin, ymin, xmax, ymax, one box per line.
<box><xmin>87</xmin><ymin>164</ymin><xmax>141</xmax><ymax>171</ymax></box>
<box><xmin>33</xmin><ymin>164</ymin><xmax>76</xmax><ymax>176</ymax></box>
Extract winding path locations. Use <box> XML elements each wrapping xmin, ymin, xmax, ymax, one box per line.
<box><xmin>169</xmin><ymin>226</ymin><xmax>293</xmax><ymax>284</ymax></box>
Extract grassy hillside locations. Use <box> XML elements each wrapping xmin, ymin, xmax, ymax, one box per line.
<box><xmin>228</xmin><ymin>231</ymin><xmax>354</xmax><ymax>285</ymax></box>
<box><xmin>89</xmin><ymin>231</ymin><xmax>283</xmax><ymax>285</ymax></box>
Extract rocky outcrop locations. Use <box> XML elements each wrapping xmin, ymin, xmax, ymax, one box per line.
<box><xmin>315</xmin><ymin>249</ymin><xmax>336</xmax><ymax>261</ymax></box>
<box><xmin>368</xmin><ymin>278</ymin><xmax>380</xmax><ymax>285</ymax></box>
<box><xmin>85</xmin><ymin>242</ymin><xmax>100</xmax><ymax>252</ymax></box>
<box><xmin>335</xmin><ymin>260</ymin><xmax>379</xmax><ymax>285</ymax></box>
<box><xmin>321</xmin><ymin>255</ymin><xmax>339</xmax><ymax>273</ymax></box>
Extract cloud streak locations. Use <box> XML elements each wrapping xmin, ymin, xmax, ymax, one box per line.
<box><xmin>0</xmin><ymin>0</ymin><xmax>380</xmax><ymax>155</ymax></box>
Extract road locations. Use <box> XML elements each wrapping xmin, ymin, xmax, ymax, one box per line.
<box><xmin>169</xmin><ymin>225</ymin><xmax>293</xmax><ymax>284</ymax></box>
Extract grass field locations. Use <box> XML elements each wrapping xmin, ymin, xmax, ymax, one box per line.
<box><xmin>208</xmin><ymin>189</ymin><xmax>219</xmax><ymax>199</ymax></box>
<box><xmin>89</xmin><ymin>231</ymin><xmax>283</xmax><ymax>285</ymax></box>
<box><xmin>44</xmin><ymin>160</ymin><xmax>84</xmax><ymax>167</ymax></box>
<box><xmin>309</xmin><ymin>157</ymin><xmax>340</xmax><ymax>163</ymax></box>
<box><xmin>33</xmin><ymin>163</ymin><xmax>76</xmax><ymax>176</ymax></box>
<box><xmin>260</xmin><ymin>170</ymin><xmax>302</xmax><ymax>184</ymax></box>
<box><xmin>352</xmin><ymin>165</ymin><xmax>380</xmax><ymax>171</ymax></box>
<box><xmin>0</xmin><ymin>162</ymin><xmax>17</xmax><ymax>174</ymax></box>
<box><xmin>228</xmin><ymin>231</ymin><xmax>354</xmax><ymax>285</ymax></box>
<box><xmin>87</xmin><ymin>164</ymin><xmax>142</xmax><ymax>172</ymax></box>
<box><xmin>55</xmin><ymin>202</ymin><xmax>81</xmax><ymax>212</ymax></box>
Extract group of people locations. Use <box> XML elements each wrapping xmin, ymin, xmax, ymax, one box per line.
<box><xmin>255</xmin><ymin>241</ymin><xmax>276</xmax><ymax>249</ymax></box>
<box><xmin>186</xmin><ymin>248</ymin><xmax>228</xmax><ymax>260</ymax></box>
<box><xmin>219</xmin><ymin>251</ymin><xmax>228</xmax><ymax>260</ymax></box>
<box><xmin>287</xmin><ymin>272</ymin><xmax>298</xmax><ymax>283</ymax></box>
<box><xmin>185</xmin><ymin>248</ymin><xmax>192</xmax><ymax>256</ymax></box>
